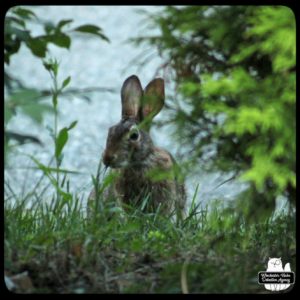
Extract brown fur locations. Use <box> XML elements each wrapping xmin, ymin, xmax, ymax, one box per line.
<box><xmin>88</xmin><ymin>75</ymin><xmax>186</xmax><ymax>219</ymax></box>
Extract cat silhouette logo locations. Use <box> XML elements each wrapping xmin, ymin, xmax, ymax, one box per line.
<box><xmin>258</xmin><ymin>258</ymin><xmax>295</xmax><ymax>291</ymax></box>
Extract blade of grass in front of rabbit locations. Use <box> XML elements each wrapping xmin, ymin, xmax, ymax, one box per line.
<box><xmin>188</xmin><ymin>183</ymin><xmax>199</xmax><ymax>217</ymax></box>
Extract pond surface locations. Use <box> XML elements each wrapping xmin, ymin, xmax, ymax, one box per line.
<box><xmin>5</xmin><ymin>6</ymin><xmax>247</xmax><ymax>210</ymax></box>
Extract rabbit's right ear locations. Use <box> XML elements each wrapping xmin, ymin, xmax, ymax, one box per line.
<box><xmin>121</xmin><ymin>75</ymin><xmax>143</xmax><ymax>120</ymax></box>
<box><xmin>142</xmin><ymin>78</ymin><xmax>165</xmax><ymax>121</ymax></box>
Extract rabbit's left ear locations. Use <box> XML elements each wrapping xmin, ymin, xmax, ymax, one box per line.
<box><xmin>142</xmin><ymin>78</ymin><xmax>165</xmax><ymax>122</ymax></box>
<box><xmin>121</xmin><ymin>75</ymin><xmax>143</xmax><ymax>121</ymax></box>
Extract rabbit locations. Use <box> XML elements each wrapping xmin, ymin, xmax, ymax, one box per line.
<box><xmin>89</xmin><ymin>75</ymin><xmax>186</xmax><ymax>219</ymax></box>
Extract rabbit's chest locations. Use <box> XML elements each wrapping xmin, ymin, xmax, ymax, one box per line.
<box><xmin>115</xmin><ymin>171</ymin><xmax>174</xmax><ymax>209</ymax></box>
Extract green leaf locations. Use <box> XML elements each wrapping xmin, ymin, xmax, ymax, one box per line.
<box><xmin>46</xmin><ymin>33</ymin><xmax>71</xmax><ymax>49</ymax></box>
<box><xmin>62</xmin><ymin>76</ymin><xmax>71</xmax><ymax>89</ymax></box>
<box><xmin>52</xmin><ymin>59</ymin><xmax>59</xmax><ymax>76</ymax></box>
<box><xmin>4</xmin><ymin>37</ymin><xmax>21</xmax><ymax>64</ymax></box>
<box><xmin>43</xmin><ymin>61</ymin><xmax>52</xmax><ymax>72</ymax></box>
<box><xmin>20</xmin><ymin>103</ymin><xmax>54</xmax><ymax>123</ymax></box>
<box><xmin>57</xmin><ymin>19</ymin><xmax>73</xmax><ymax>29</ymax></box>
<box><xmin>74</xmin><ymin>24</ymin><xmax>103</xmax><ymax>33</ymax></box>
<box><xmin>5</xmin><ymin>130</ymin><xmax>42</xmax><ymax>145</ymax></box>
<box><xmin>10</xmin><ymin>88</ymin><xmax>42</xmax><ymax>104</ymax></box>
<box><xmin>5</xmin><ymin>26</ymin><xmax>30</xmax><ymax>42</ymax></box>
<box><xmin>55</xmin><ymin>120</ymin><xmax>77</xmax><ymax>160</ymax></box>
<box><xmin>28</xmin><ymin>166</ymin><xmax>81</xmax><ymax>174</ymax></box>
<box><xmin>55</xmin><ymin>128</ymin><xmax>69</xmax><ymax>158</ymax></box>
<box><xmin>5</xmin><ymin>106</ymin><xmax>14</xmax><ymax>125</ymax></box>
<box><xmin>52</xmin><ymin>93</ymin><xmax>58</xmax><ymax>109</ymax></box>
<box><xmin>44</xmin><ymin>21</ymin><xmax>56</xmax><ymax>34</ymax></box>
<box><xmin>73</xmin><ymin>24</ymin><xmax>110</xmax><ymax>42</ymax></box>
<box><xmin>12</xmin><ymin>7</ymin><xmax>37</xmax><ymax>20</ymax></box>
<box><xmin>26</xmin><ymin>37</ymin><xmax>47</xmax><ymax>57</ymax></box>
<box><xmin>67</xmin><ymin>120</ymin><xmax>78</xmax><ymax>130</ymax></box>
<box><xmin>4</xmin><ymin>16</ymin><xmax>26</xmax><ymax>28</ymax></box>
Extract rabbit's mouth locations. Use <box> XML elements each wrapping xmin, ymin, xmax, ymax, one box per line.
<box><xmin>109</xmin><ymin>161</ymin><xmax>130</xmax><ymax>169</ymax></box>
<box><xmin>103</xmin><ymin>156</ymin><xmax>130</xmax><ymax>169</ymax></box>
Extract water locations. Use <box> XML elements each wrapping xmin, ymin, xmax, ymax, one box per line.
<box><xmin>5</xmin><ymin>6</ymin><xmax>247</xmax><ymax>209</ymax></box>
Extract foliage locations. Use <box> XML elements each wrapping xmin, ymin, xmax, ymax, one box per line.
<box><xmin>133</xmin><ymin>6</ymin><xmax>296</xmax><ymax>219</ymax></box>
<box><xmin>5</xmin><ymin>6</ymin><xmax>109</xmax><ymax>64</ymax></box>
<box><xmin>4</xmin><ymin>6</ymin><xmax>110</xmax><ymax>156</ymax></box>
<box><xmin>4</xmin><ymin>187</ymin><xmax>296</xmax><ymax>293</ymax></box>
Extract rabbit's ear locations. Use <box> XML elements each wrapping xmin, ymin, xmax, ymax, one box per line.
<box><xmin>121</xmin><ymin>75</ymin><xmax>143</xmax><ymax>120</ymax></box>
<box><xmin>142</xmin><ymin>78</ymin><xmax>165</xmax><ymax>122</ymax></box>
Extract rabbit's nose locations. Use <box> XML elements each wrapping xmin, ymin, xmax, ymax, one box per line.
<box><xmin>103</xmin><ymin>151</ymin><xmax>116</xmax><ymax>167</ymax></box>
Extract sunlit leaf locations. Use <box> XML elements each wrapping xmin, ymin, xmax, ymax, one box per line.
<box><xmin>55</xmin><ymin>128</ymin><xmax>68</xmax><ymax>158</ymax></box>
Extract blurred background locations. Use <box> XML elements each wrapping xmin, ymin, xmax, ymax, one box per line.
<box><xmin>5</xmin><ymin>6</ymin><xmax>295</xmax><ymax>218</ymax></box>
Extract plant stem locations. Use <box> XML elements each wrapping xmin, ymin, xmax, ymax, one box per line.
<box><xmin>49</xmin><ymin>68</ymin><xmax>60</xmax><ymax>202</ymax></box>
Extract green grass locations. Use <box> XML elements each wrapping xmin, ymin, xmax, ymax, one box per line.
<box><xmin>4</xmin><ymin>189</ymin><xmax>296</xmax><ymax>294</ymax></box>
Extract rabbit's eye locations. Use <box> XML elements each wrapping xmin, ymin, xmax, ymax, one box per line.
<box><xmin>128</xmin><ymin>125</ymin><xmax>140</xmax><ymax>141</ymax></box>
<box><xmin>129</xmin><ymin>131</ymin><xmax>139</xmax><ymax>141</ymax></box>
